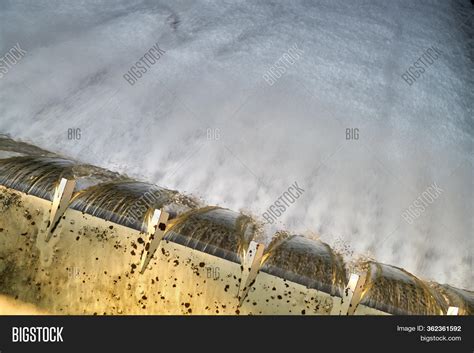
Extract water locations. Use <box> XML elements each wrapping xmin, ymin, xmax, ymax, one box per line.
<box><xmin>428</xmin><ymin>283</ymin><xmax>474</xmax><ymax>315</ymax></box>
<box><xmin>165</xmin><ymin>207</ymin><xmax>256</xmax><ymax>264</ymax></box>
<box><xmin>0</xmin><ymin>156</ymin><xmax>76</xmax><ymax>200</ymax></box>
<box><xmin>360</xmin><ymin>261</ymin><xmax>445</xmax><ymax>315</ymax></box>
<box><xmin>0</xmin><ymin>147</ymin><xmax>471</xmax><ymax>313</ymax></box>
<box><xmin>0</xmin><ymin>138</ymin><xmax>197</xmax><ymax>231</ymax></box>
<box><xmin>261</xmin><ymin>235</ymin><xmax>347</xmax><ymax>297</ymax></box>
<box><xmin>70</xmin><ymin>181</ymin><xmax>182</xmax><ymax>231</ymax></box>
<box><xmin>0</xmin><ymin>0</ymin><xmax>472</xmax><ymax>288</ymax></box>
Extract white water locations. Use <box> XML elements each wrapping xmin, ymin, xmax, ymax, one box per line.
<box><xmin>0</xmin><ymin>0</ymin><xmax>472</xmax><ymax>288</ymax></box>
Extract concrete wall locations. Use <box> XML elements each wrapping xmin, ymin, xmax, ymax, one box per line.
<box><xmin>0</xmin><ymin>186</ymin><xmax>344</xmax><ymax>315</ymax></box>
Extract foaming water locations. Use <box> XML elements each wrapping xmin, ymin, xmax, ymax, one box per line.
<box><xmin>165</xmin><ymin>207</ymin><xmax>256</xmax><ymax>264</ymax></box>
<box><xmin>360</xmin><ymin>262</ymin><xmax>445</xmax><ymax>315</ymax></box>
<box><xmin>0</xmin><ymin>148</ymin><xmax>472</xmax><ymax>314</ymax></box>
<box><xmin>69</xmin><ymin>181</ymin><xmax>178</xmax><ymax>231</ymax></box>
<box><xmin>0</xmin><ymin>0</ymin><xmax>472</xmax><ymax>287</ymax></box>
<box><xmin>0</xmin><ymin>156</ymin><xmax>75</xmax><ymax>200</ymax></box>
<box><xmin>261</xmin><ymin>235</ymin><xmax>347</xmax><ymax>297</ymax></box>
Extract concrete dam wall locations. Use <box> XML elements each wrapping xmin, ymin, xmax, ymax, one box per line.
<box><xmin>0</xmin><ymin>136</ymin><xmax>472</xmax><ymax>315</ymax></box>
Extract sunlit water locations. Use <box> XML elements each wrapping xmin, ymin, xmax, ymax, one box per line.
<box><xmin>0</xmin><ymin>0</ymin><xmax>472</xmax><ymax>288</ymax></box>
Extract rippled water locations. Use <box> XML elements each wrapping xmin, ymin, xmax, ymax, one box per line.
<box><xmin>0</xmin><ymin>143</ymin><xmax>472</xmax><ymax>312</ymax></box>
<box><xmin>0</xmin><ymin>0</ymin><xmax>472</xmax><ymax>288</ymax></box>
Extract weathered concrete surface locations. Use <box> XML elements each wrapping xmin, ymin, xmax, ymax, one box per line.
<box><xmin>0</xmin><ymin>186</ymin><xmax>344</xmax><ymax>315</ymax></box>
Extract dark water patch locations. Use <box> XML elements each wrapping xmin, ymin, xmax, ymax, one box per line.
<box><xmin>0</xmin><ymin>156</ymin><xmax>76</xmax><ymax>200</ymax></box>
<box><xmin>164</xmin><ymin>207</ymin><xmax>256</xmax><ymax>264</ymax></box>
<box><xmin>69</xmin><ymin>181</ymin><xmax>179</xmax><ymax>231</ymax></box>
<box><xmin>261</xmin><ymin>235</ymin><xmax>347</xmax><ymax>297</ymax></box>
<box><xmin>428</xmin><ymin>282</ymin><xmax>474</xmax><ymax>315</ymax></box>
<box><xmin>0</xmin><ymin>135</ymin><xmax>57</xmax><ymax>158</ymax></box>
<box><xmin>359</xmin><ymin>261</ymin><xmax>445</xmax><ymax>315</ymax></box>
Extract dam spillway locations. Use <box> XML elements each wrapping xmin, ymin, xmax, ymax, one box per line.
<box><xmin>0</xmin><ymin>136</ymin><xmax>472</xmax><ymax>315</ymax></box>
